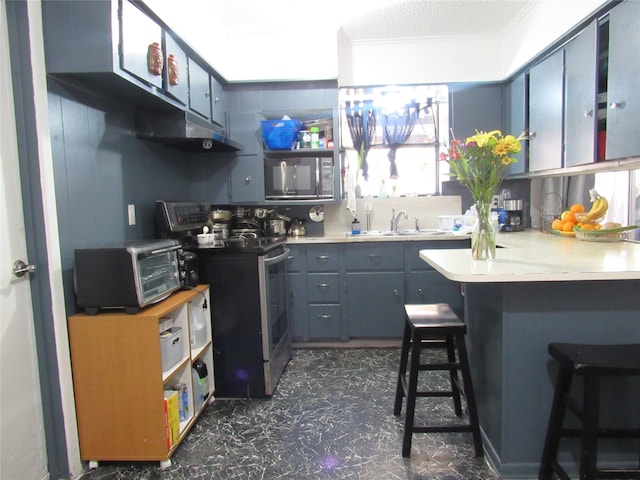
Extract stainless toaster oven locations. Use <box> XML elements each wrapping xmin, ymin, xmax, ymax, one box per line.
<box><xmin>74</xmin><ymin>239</ymin><xmax>181</xmax><ymax>315</ymax></box>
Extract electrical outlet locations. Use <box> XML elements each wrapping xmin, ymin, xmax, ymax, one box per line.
<box><xmin>127</xmin><ymin>204</ymin><xmax>136</xmax><ymax>226</ymax></box>
<box><xmin>492</xmin><ymin>195</ymin><xmax>500</xmax><ymax>208</ymax></box>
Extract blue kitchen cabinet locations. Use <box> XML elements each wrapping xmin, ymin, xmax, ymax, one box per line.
<box><xmin>404</xmin><ymin>241</ymin><xmax>466</xmax><ymax>319</ymax></box>
<box><xmin>188</xmin><ymin>58</ymin><xmax>212</xmax><ymax>121</ymax></box>
<box><xmin>564</xmin><ymin>21</ymin><xmax>598</xmax><ymax>167</ymax></box>
<box><xmin>228</xmin><ymin>155</ymin><xmax>264</xmax><ymax>204</ymax></box>
<box><xmin>604</xmin><ymin>0</ymin><xmax>640</xmax><ymax>160</ymax></box>
<box><xmin>346</xmin><ymin>243</ymin><xmax>405</xmax><ymax>337</ymax></box>
<box><xmin>505</xmin><ymin>73</ymin><xmax>527</xmax><ymax>175</ymax></box>
<box><xmin>528</xmin><ymin>50</ymin><xmax>564</xmax><ymax>172</ymax></box>
<box><xmin>285</xmin><ymin>245</ymin><xmax>307</xmax><ymax>341</ymax></box>
<box><xmin>306</xmin><ymin>245</ymin><xmax>345</xmax><ymax>340</ymax></box>
<box><xmin>163</xmin><ymin>32</ymin><xmax>189</xmax><ymax>106</ymax></box>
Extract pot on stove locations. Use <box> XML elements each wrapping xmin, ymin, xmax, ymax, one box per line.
<box><xmin>266</xmin><ymin>219</ymin><xmax>287</xmax><ymax>236</ymax></box>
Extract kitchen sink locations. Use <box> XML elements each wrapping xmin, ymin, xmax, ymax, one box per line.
<box><xmin>346</xmin><ymin>229</ymin><xmax>446</xmax><ymax>237</ymax></box>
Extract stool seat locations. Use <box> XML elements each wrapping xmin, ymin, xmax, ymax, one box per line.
<box><xmin>549</xmin><ymin>343</ymin><xmax>640</xmax><ymax>374</ymax></box>
<box><xmin>394</xmin><ymin>303</ymin><xmax>482</xmax><ymax>458</ymax></box>
<box><xmin>539</xmin><ymin>342</ymin><xmax>640</xmax><ymax>480</ymax></box>
<box><xmin>404</xmin><ymin>304</ymin><xmax>466</xmax><ymax>332</ymax></box>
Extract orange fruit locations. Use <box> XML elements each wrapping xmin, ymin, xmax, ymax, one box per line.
<box><xmin>569</xmin><ymin>203</ymin><xmax>585</xmax><ymax>214</ymax></box>
<box><xmin>560</xmin><ymin>211</ymin><xmax>576</xmax><ymax>223</ymax></box>
<box><xmin>580</xmin><ymin>223</ymin><xmax>595</xmax><ymax>231</ymax></box>
<box><xmin>551</xmin><ymin>219</ymin><xmax>563</xmax><ymax>231</ymax></box>
<box><xmin>562</xmin><ymin>221</ymin><xmax>576</xmax><ymax>232</ymax></box>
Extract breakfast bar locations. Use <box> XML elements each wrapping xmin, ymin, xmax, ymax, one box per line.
<box><xmin>420</xmin><ymin>231</ymin><xmax>640</xmax><ymax>479</ymax></box>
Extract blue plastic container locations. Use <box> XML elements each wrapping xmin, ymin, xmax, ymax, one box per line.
<box><xmin>261</xmin><ymin>119</ymin><xmax>303</xmax><ymax>150</ymax></box>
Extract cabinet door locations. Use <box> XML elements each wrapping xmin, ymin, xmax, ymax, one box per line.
<box><xmin>228</xmin><ymin>112</ymin><xmax>260</xmax><ymax>156</ymax></box>
<box><xmin>529</xmin><ymin>50</ymin><xmax>564</xmax><ymax>172</ymax></box>
<box><xmin>606</xmin><ymin>0</ymin><xmax>640</xmax><ymax>160</ymax></box>
<box><xmin>120</xmin><ymin>0</ymin><xmax>163</xmax><ymax>89</ymax></box>
<box><xmin>163</xmin><ymin>33</ymin><xmax>189</xmax><ymax>106</ymax></box>
<box><xmin>405</xmin><ymin>271</ymin><xmax>463</xmax><ymax>319</ymax></box>
<box><xmin>188</xmin><ymin>58</ymin><xmax>211</xmax><ymax>121</ymax></box>
<box><xmin>228</xmin><ymin>155</ymin><xmax>264</xmax><ymax>204</ymax></box>
<box><xmin>210</xmin><ymin>76</ymin><xmax>226</xmax><ymax>128</ymax></box>
<box><xmin>506</xmin><ymin>74</ymin><xmax>527</xmax><ymax>175</ymax></box>
<box><xmin>565</xmin><ymin>21</ymin><xmax>598</xmax><ymax>167</ymax></box>
<box><xmin>347</xmin><ymin>272</ymin><xmax>405</xmax><ymax>337</ymax></box>
<box><xmin>287</xmin><ymin>272</ymin><xmax>307</xmax><ymax>340</ymax></box>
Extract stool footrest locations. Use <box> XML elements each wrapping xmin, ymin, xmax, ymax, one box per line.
<box><xmin>597</xmin><ymin>469</ymin><xmax>640</xmax><ymax>479</ymax></box>
<box><xmin>415</xmin><ymin>391</ymin><xmax>454</xmax><ymax>398</ymax></box>
<box><xmin>413</xmin><ymin>425</ymin><xmax>476</xmax><ymax>434</ymax></box>
<box><xmin>561</xmin><ymin>427</ymin><xmax>640</xmax><ymax>439</ymax></box>
<box><xmin>418</xmin><ymin>362</ymin><xmax>461</xmax><ymax>371</ymax></box>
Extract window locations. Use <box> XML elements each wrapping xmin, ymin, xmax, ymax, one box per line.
<box><xmin>339</xmin><ymin>85</ymin><xmax>449</xmax><ymax>198</ymax></box>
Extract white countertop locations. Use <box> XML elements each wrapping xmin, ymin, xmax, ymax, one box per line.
<box><xmin>419</xmin><ymin>230</ymin><xmax>640</xmax><ymax>282</ymax></box>
<box><xmin>285</xmin><ymin>231</ymin><xmax>467</xmax><ymax>244</ymax></box>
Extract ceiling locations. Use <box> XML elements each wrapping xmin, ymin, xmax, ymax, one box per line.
<box><xmin>213</xmin><ymin>0</ymin><xmax>536</xmax><ymax>39</ymax></box>
<box><xmin>148</xmin><ymin>0</ymin><xmax>598</xmax><ymax>83</ymax></box>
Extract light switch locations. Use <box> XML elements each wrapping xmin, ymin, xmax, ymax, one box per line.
<box><xmin>127</xmin><ymin>204</ymin><xmax>136</xmax><ymax>226</ymax></box>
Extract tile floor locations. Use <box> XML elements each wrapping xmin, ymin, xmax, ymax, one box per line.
<box><xmin>80</xmin><ymin>348</ymin><xmax>501</xmax><ymax>479</ymax></box>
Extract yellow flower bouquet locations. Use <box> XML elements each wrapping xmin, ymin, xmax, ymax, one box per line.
<box><xmin>440</xmin><ymin>130</ymin><xmax>526</xmax><ymax>259</ymax></box>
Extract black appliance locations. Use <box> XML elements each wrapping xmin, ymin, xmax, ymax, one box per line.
<box><xmin>264</xmin><ymin>156</ymin><xmax>334</xmax><ymax>200</ymax></box>
<box><xmin>501</xmin><ymin>199</ymin><xmax>525</xmax><ymax>232</ymax></box>
<box><xmin>74</xmin><ymin>239</ymin><xmax>181</xmax><ymax>315</ymax></box>
<box><xmin>155</xmin><ymin>201</ymin><xmax>291</xmax><ymax>398</ymax></box>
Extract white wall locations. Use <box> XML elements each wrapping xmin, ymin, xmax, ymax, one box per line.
<box><xmin>339</xmin><ymin>0</ymin><xmax>608</xmax><ymax>86</ymax></box>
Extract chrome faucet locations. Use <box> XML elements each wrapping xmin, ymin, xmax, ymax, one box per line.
<box><xmin>390</xmin><ymin>208</ymin><xmax>408</xmax><ymax>232</ymax></box>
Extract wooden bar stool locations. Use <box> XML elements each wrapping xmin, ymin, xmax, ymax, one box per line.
<box><xmin>393</xmin><ymin>303</ymin><xmax>483</xmax><ymax>458</ymax></box>
<box><xmin>539</xmin><ymin>343</ymin><xmax>640</xmax><ymax>480</ymax></box>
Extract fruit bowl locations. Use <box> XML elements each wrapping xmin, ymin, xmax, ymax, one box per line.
<box><xmin>574</xmin><ymin>212</ymin><xmax>603</xmax><ymax>224</ymax></box>
<box><xmin>573</xmin><ymin>225</ymin><xmax>639</xmax><ymax>242</ymax></box>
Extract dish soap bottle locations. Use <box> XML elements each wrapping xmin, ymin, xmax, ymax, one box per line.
<box><xmin>351</xmin><ymin>218</ymin><xmax>361</xmax><ymax>235</ymax></box>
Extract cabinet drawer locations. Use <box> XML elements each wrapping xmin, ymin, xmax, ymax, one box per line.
<box><xmin>308</xmin><ymin>305</ymin><xmax>341</xmax><ymax>339</ymax></box>
<box><xmin>307</xmin><ymin>245</ymin><xmax>339</xmax><ymax>272</ymax></box>
<box><xmin>307</xmin><ymin>273</ymin><xmax>340</xmax><ymax>303</ymax></box>
<box><xmin>346</xmin><ymin>243</ymin><xmax>403</xmax><ymax>271</ymax></box>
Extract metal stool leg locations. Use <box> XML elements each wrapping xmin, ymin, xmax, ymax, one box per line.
<box><xmin>580</xmin><ymin>373</ymin><xmax>600</xmax><ymax>480</ymax></box>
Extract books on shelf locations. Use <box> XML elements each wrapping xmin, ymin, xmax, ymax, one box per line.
<box><xmin>163</xmin><ymin>390</ymin><xmax>179</xmax><ymax>449</ymax></box>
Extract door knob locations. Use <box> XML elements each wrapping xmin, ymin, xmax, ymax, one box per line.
<box><xmin>12</xmin><ymin>259</ymin><xmax>36</xmax><ymax>278</ymax></box>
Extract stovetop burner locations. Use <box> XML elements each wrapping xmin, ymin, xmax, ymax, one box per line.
<box><xmin>192</xmin><ymin>235</ymin><xmax>287</xmax><ymax>255</ymax></box>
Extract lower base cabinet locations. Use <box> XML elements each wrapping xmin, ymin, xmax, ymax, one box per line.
<box><xmin>67</xmin><ymin>286</ymin><xmax>213</xmax><ymax>468</ymax></box>
<box><xmin>346</xmin><ymin>272</ymin><xmax>405</xmax><ymax>337</ymax></box>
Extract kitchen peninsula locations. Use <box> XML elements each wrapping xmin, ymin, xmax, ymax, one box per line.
<box><xmin>419</xmin><ymin>231</ymin><xmax>640</xmax><ymax>479</ymax></box>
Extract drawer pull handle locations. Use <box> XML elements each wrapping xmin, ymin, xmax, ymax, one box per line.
<box><xmin>318</xmin><ymin>315</ymin><xmax>333</xmax><ymax>320</ymax></box>
<box><xmin>609</xmin><ymin>101</ymin><xmax>625</xmax><ymax>110</ymax></box>
<box><xmin>583</xmin><ymin>109</ymin><xmax>593</xmax><ymax>118</ymax></box>
<box><xmin>316</xmin><ymin>255</ymin><xmax>330</xmax><ymax>261</ymax></box>
<box><xmin>368</xmin><ymin>254</ymin><xmax>381</xmax><ymax>258</ymax></box>
<box><xmin>317</xmin><ymin>283</ymin><xmax>330</xmax><ymax>289</ymax></box>
<box><xmin>417</xmin><ymin>288</ymin><xmax>423</xmax><ymax>295</ymax></box>
<box><xmin>393</xmin><ymin>289</ymin><xmax>399</xmax><ymax>296</ymax></box>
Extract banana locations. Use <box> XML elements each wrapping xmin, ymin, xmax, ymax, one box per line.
<box><xmin>585</xmin><ymin>195</ymin><xmax>608</xmax><ymax>220</ymax></box>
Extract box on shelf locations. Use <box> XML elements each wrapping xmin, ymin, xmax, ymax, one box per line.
<box><xmin>160</xmin><ymin>327</ymin><xmax>183</xmax><ymax>372</ymax></box>
<box><xmin>163</xmin><ymin>390</ymin><xmax>179</xmax><ymax>448</ymax></box>
<box><xmin>261</xmin><ymin>119</ymin><xmax>303</xmax><ymax>150</ymax></box>
<box><xmin>158</xmin><ymin>317</ymin><xmax>172</xmax><ymax>334</ymax></box>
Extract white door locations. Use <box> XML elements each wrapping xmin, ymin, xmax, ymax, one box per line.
<box><xmin>0</xmin><ymin>3</ymin><xmax>49</xmax><ymax>480</ymax></box>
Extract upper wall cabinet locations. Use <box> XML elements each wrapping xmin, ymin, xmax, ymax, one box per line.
<box><xmin>506</xmin><ymin>74</ymin><xmax>527</xmax><ymax>175</ymax></box>
<box><xmin>564</xmin><ymin>21</ymin><xmax>598</xmax><ymax>168</ymax></box>
<box><xmin>603</xmin><ymin>0</ymin><xmax>640</xmax><ymax>160</ymax></box>
<box><xmin>528</xmin><ymin>50</ymin><xmax>564</xmax><ymax>172</ymax></box>
<box><xmin>41</xmin><ymin>0</ymin><xmax>226</xmax><ymax>133</ymax></box>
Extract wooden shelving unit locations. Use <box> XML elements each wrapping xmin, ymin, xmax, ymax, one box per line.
<box><xmin>67</xmin><ymin>285</ymin><xmax>213</xmax><ymax>469</ymax></box>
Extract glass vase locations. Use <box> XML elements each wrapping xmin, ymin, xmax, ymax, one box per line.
<box><xmin>471</xmin><ymin>200</ymin><xmax>496</xmax><ymax>260</ymax></box>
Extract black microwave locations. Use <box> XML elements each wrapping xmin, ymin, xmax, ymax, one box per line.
<box><xmin>74</xmin><ymin>239</ymin><xmax>182</xmax><ymax>315</ymax></box>
<box><xmin>264</xmin><ymin>156</ymin><xmax>334</xmax><ymax>200</ymax></box>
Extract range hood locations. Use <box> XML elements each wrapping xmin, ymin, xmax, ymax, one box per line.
<box><xmin>135</xmin><ymin>109</ymin><xmax>243</xmax><ymax>152</ymax></box>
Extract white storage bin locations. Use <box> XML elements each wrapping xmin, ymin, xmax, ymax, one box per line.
<box><xmin>160</xmin><ymin>327</ymin><xmax>183</xmax><ymax>372</ymax></box>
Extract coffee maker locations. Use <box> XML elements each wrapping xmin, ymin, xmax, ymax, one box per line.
<box><xmin>501</xmin><ymin>199</ymin><xmax>525</xmax><ymax>232</ymax></box>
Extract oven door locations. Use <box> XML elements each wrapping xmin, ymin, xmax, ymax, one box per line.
<box><xmin>264</xmin><ymin>158</ymin><xmax>319</xmax><ymax>199</ymax></box>
<box><xmin>258</xmin><ymin>247</ymin><xmax>291</xmax><ymax>394</ymax></box>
